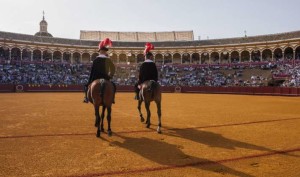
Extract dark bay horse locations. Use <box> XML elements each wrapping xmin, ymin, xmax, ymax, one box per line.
<box><xmin>88</xmin><ymin>79</ymin><xmax>114</xmax><ymax>137</ymax></box>
<box><xmin>137</xmin><ymin>80</ymin><xmax>162</xmax><ymax>133</ymax></box>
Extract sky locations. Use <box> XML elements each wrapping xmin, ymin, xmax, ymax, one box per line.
<box><xmin>0</xmin><ymin>0</ymin><xmax>300</xmax><ymax>40</ymax></box>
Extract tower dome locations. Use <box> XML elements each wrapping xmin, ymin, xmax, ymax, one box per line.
<box><xmin>34</xmin><ymin>11</ymin><xmax>53</xmax><ymax>37</ymax></box>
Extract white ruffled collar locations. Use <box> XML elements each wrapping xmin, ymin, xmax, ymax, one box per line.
<box><xmin>144</xmin><ymin>59</ymin><xmax>154</xmax><ymax>63</ymax></box>
<box><xmin>98</xmin><ymin>54</ymin><xmax>109</xmax><ymax>58</ymax></box>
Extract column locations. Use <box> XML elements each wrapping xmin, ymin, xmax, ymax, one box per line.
<box><xmin>239</xmin><ymin>53</ymin><xmax>241</xmax><ymax>62</ymax></box>
<box><xmin>260</xmin><ymin>52</ymin><xmax>263</xmax><ymax>62</ymax></box>
<box><xmin>70</xmin><ymin>53</ymin><xmax>73</xmax><ymax>64</ymax></box>
<box><xmin>31</xmin><ymin>51</ymin><xmax>33</xmax><ymax>61</ymax></box>
<box><xmin>20</xmin><ymin>51</ymin><xmax>23</xmax><ymax>61</ymax></box>
<box><xmin>199</xmin><ymin>53</ymin><xmax>202</xmax><ymax>64</ymax></box>
<box><xmin>41</xmin><ymin>52</ymin><xmax>43</xmax><ymax>61</ymax></box>
<box><xmin>271</xmin><ymin>51</ymin><xmax>274</xmax><ymax>61</ymax></box>
<box><xmin>80</xmin><ymin>53</ymin><xmax>82</xmax><ymax>63</ymax></box>
<box><xmin>190</xmin><ymin>54</ymin><xmax>192</xmax><ymax>63</ymax></box>
<box><xmin>9</xmin><ymin>48</ymin><xmax>11</xmax><ymax>60</ymax></box>
<box><xmin>208</xmin><ymin>53</ymin><xmax>211</xmax><ymax>64</ymax></box>
<box><xmin>51</xmin><ymin>53</ymin><xmax>54</xmax><ymax>62</ymax></box>
<box><xmin>229</xmin><ymin>54</ymin><xmax>231</xmax><ymax>63</ymax></box>
<box><xmin>250</xmin><ymin>52</ymin><xmax>252</xmax><ymax>62</ymax></box>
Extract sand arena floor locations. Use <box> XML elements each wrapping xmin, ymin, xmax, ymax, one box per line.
<box><xmin>0</xmin><ymin>93</ymin><xmax>300</xmax><ymax>177</ymax></box>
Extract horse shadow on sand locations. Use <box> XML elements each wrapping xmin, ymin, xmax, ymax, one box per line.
<box><xmin>111</xmin><ymin>133</ymin><xmax>254</xmax><ymax>177</ymax></box>
<box><xmin>164</xmin><ymin>128</ymin><xmax>298</xmax><ymax>158</ymax></box>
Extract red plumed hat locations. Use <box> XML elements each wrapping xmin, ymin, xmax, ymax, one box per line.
<box><xmin>144</xmin><ymin>42</ymin><xmax>154</xmax><ymax>55</ymax></box>
<box><xmin>98</xmin><ymin>38</ymin><xmax>112</xmax><ymax>51</ymax></box>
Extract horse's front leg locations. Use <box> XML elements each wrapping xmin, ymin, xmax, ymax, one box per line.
<box><xmin>94</xmin><ymin>106</ymin><xmax>101</xmax><ymax>137</ymax></box>
<box><xmin>100</xmin><ymin>106</ymin><xmax>106</xmax><ymax>132</ymax></box>
<box><xmin>156</xmin><ymin>101</ymin><xmax>162</xmax><ymax>134</ymax></box>
<box><xmin>107</xmin><ymin>107</ymin><xmax>112</xmax><ymax>136</ymax></box>
<box><xmin>145</xmin><ymin>102</ymin><xmax>151</xmax><ymax>128</ymax></box>
<box><xmin>138</xmin><ymin>100</ymin><xmax>144</xmax><ymax>122</ymax></box>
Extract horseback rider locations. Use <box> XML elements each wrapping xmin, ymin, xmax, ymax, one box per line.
<box><xmin>83</xmin><ymin>38</ymin><xmax>116</xmax><ymax>103</ymax></box>
<box><xmin>135</xmin><ymin>43</ymin><xmax>158</xmax><ymax>100</ymax></box>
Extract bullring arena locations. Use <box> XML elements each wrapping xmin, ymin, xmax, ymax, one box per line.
<box><xmin>0</xmin><ymin>93</ymin><xmax>300</xmax><ymax>177</ymax></box>
<box><xmin>1</xmin><ymin>11</ymin><xmax>300</xmax><ymax>177</ymax></box>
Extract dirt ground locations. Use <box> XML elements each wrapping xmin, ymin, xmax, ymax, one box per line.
<box><xmin>0</xmin><ymin>93</ymin><xmax>300</xmax><ymax>177</ymax></box>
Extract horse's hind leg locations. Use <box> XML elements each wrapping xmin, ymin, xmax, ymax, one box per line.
<box><xmin>138</xmin><ymin>100</ymin><xmax>145</xmax><ymax>122</ymax></box>
<box><xmin>100</xmin><ymin>106</ymin><xmax>106</xmax><ymax>132</ymax></box>
<box><xmin>145</xmin><ymin>102</ymin><xmax>151</xmax><ymax>128</ymax></box>
<box><xmin>95</xmin><ymin>106</ymin><xmax>101</xmax><ymax>137</ymax></box>
<box><xmin>156</xmin><ymin>101</ymin><xmax>162</xmax><ymax>134</ymax></box>
<box><xmin>94</xmin><ymin>106</ymin><xmax>100</xmax><ymax>127</ymax></box>
<box><xmin>107</xmin><ymin>107</ymin><xmax>112</xmax><ymax>136</ymax></box>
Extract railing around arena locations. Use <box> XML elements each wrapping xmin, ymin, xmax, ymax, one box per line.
<box><xmin>0</xmin><ymin>84</ymin><xmax>299</xmax><ymax>96</ymax></box>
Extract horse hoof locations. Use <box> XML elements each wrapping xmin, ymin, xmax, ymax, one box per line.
<box><xmin>94</xmin><ymin>123</ymin><xmax>97</xmax><ymax>127</ymax></box>
<box><xmin>101</xmin><ymin>128</ymin><xmax>105</xmax><ymax>132</ymax></box>
<box><xmin>107</xmin><ymin>130</ymin><xmax>112</xmax><ymax>137</ymax></box>
<box><xmin>157</xmin><ymin>127</ymin><xmax>162</xmax><ymax>134</ymax></box>
<box><xmin>96</xmin><ymin>130</ymin><xmax>101</xmax><ymax>137</ymax></box>
<box><xmin>140</xmin><ymin>117</ymin><xmax>145</xmax><ymax>122</ymax></box>
<box><xmin>146</xmin><ymin>124</ymin><xmax>150</xmax><ymax>128</ymax></box>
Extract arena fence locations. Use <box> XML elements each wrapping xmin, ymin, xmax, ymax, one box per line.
<box><xmin>0</xmin><ymin>84</ymin><xmax>299</xmax><ymax>96</ymax></box>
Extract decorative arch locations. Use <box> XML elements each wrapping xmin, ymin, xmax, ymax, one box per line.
<box><xmin>273</xmin><ymin>48</ymin><xmax>283</xmax><ymax>61</ymax></box>
<box><xmin>210</xmin><ymin>52</ymin><xmax>219</xmax><ymax>63</ymax></box>
<box><xmin>73</xmin><ymin>52</ymin><xmax>81</xmax><ymax>63</ymax></box>
<box><xmin>155</xmin><ymin>53</ymin><xmax>163</xmax><ymax>65</ymax></box>
<box><xmin>0</xmin><ymin>47</ymin><xmax>10</xmax><ymax>60</ymax></box>
<box><xmin>164</xmin><ymin>53</ymin><xmax>172</xmax><ymax>64</ymax></box>
<box><xmin>262</xmin><ymin>49</ymin><xmax>272</xmax><ymax>61</ymax></box>
<box><xmin>201</xmin><ymin>52</ymin><xmax>209</xmax><ymax>64</ymax></box>
<box><xmin>119</xmin><ymin>53</ymin><xmax>127</xmax><ymax>64</ymax></box>
<box><xmin>241</xmin><ymin>51</ymin><xmax>250</xmax><ymax>62</ymax></box>
<box><xmin>11</xmin><ymin>48</ymin><xmax>21</xmax><ymax>61</ymax></box>
<box><xmin>173</xmin><ymin>53</ymin><xmax>181</xmax><ymax>64</ymax></box>
<box><xmin>22</xmin><ymin>48</ymin><xmax>32</xmax><ymax>61</ymax></box>
<box><xmin>182</xmin><ymin>53</ymin><xmax>190</xmax><ymax>64</ymax></box>
<box><xmin>230</xmin><ymin>51</ymin><xmax>239</xmax><ymax>63</ymax></box>
<box><xmin>110</xmin><ymin>53</ymin><xmax>118</xmax><ymax>63</ymax></box>
<box><xmin>220</xmin><ymin>51</ymin><xmax>229</xmax><ymax>63</ymax></box>
<box><xmin>63</xmin><ymin>52</ymin><xmax>72</xmax><ymax>63</ymax></box>
<box><xmin>91</xmin><ymin>53</ymin><xmax>99</xmax><ymax>61</ymax></box>
<box><xmin>284</xmin><ymin>47</ymin><xmax>294</xmax><ymax>60</ymax></box>
<box><xmin>251</xmin><ymin>50</ymin><xmax>261</xmax><ymax>62</ymax></box>
<box><xmin>82</xmin><ymin>53</ymin><xmax>90</xmax><ymax>64</ymax></box>
<box><xmin>191</xmin><ymin>53</ymin><xmax>200</xmax><ymax>64</ymax></box>
<box><xmin>128</xmin><ymin>54</ymin><xmax>136</xmax><ymax>64</ymax></box>
<box><xmin>33</xmin><ymin>49</ymin><xmax>42</xmax><ymax>61</ymax></box>
<box><xmin>137</xmin><ymin>54</ymin><xmax>144</xmax><ymax>63</ymax></box>
<box><xmin>295</xmin><ymin>46</ymin><xmax>300</xmax><ymax>60</ymax></box>
<box><xmin>43</xmin><ymin>50</ymin><xmax>52</xmax><ymax>61</ymax></box>
<box><xmin>53</xmin><ymin>51</ymin><xmax>62</xmax><ymax>62</ymax></box>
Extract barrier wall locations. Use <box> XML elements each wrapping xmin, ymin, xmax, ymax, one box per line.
<box><xmin>0</xmin><ymin>84</ymin><xmax>299</xmax><ymax>96</ymax></box>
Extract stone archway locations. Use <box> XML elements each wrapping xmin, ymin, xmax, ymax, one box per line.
<box><xmin>11</xmin><ymin>48</ymin><xmax>21</xmax><ymax>61</ymax></box>
<box><xmin>284</xmin><ymin>47</ymin><xmax>293</xmax><ymax>60</ymax></box>
<box><xmin>173</xmin><ymin>53</ymin><xmax>181</xmax><ymax>64</ymax></box>
<box><xmin>119</xmin><ymin>54</ymin><xmax>127</xmax><ymax>64</ymax></box>
<box><xmin>230</xmin><ymin>51</ymin><xmax>239</xmax><ymax>63</ymax></box>
<box><xmin>73</xmin><ymin>52</ymin><xmax>81</xmax><ymax>63</ymax></box>
<box><xmin>155</xmin><ymin>53</ymin><xmax>163</xmax><ymax>65</ymax></box>
<box><xmin>262</xmin><ymin>49</ymin><xmax>272</xmax><ymax>61</ymax></box>
<box><xmin>191</xmin><ymin>53</ymin><xmax>200</xmax><ymax>64</ymax></box>
<box><xmin>53</xmin><ymin>51</ymin><xmax>62</xmax><ymax>62</ymax></box>
<box><xmin>82</xmin><ymin>53</ymin><xmax>90</xmax><ymax>64</ymax></box>
<box><xmin>33</xmin><ymin>49</ymin><xmax>42</xmax><ymax>61</ymax></box>
<box><xmin>210</xmin><ymin>52</ymin><xmax>219</xmax><ymax>64</ymax></box>
<box><xmin>273</xmin><ymin>48</ymin><xmax>283</xmax><ymax>61</ymax></box>
<box><xmin>241</xmin><ymin>51</ymin><xmax>250</xmax><ymax>62</ymax></box>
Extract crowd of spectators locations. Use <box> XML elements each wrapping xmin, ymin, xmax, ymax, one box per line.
<box><xmin>0</xmin><ymin>59</ymin><xmax>300</xmax><ymax>87</ymax></box>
